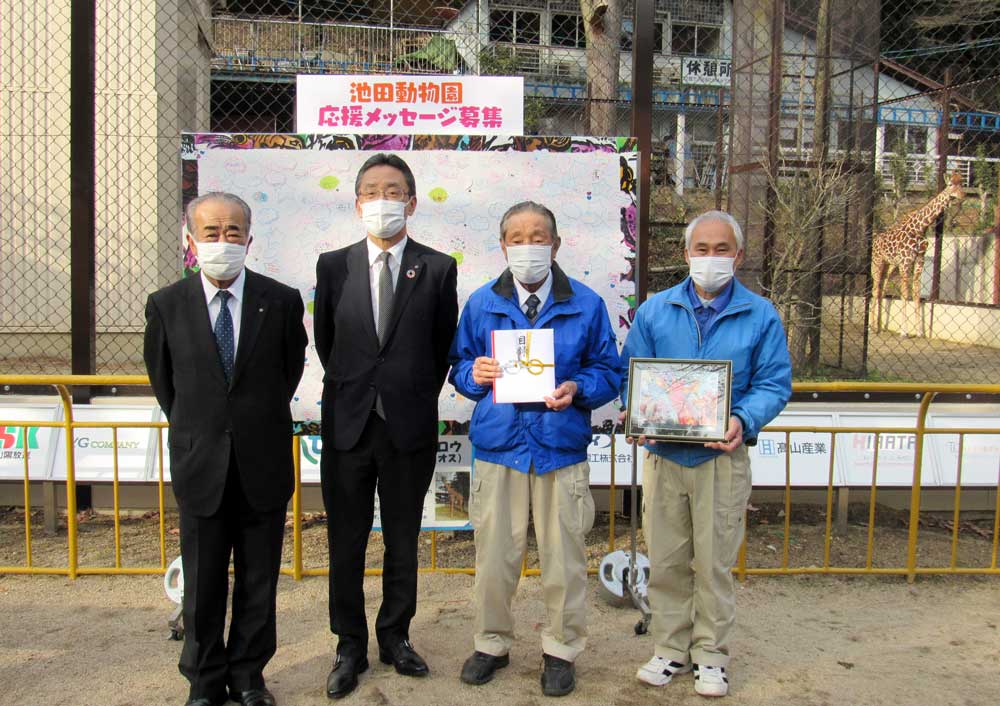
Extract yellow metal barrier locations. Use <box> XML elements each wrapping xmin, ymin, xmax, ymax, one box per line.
<box><xmin>1</xmin><ymin>376</ymin><xmax>999</xmax><ymax>581</ymax></box>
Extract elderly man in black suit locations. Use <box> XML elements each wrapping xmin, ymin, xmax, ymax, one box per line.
<box><xmin>313</xmin><ymin>153</ymin><xmax>458</xmax><ymax>699</ymax></box>
<box><xmin>144</xmin><ymin>192</ymin><xmax>308</xmax><ymax>706</ymax></box>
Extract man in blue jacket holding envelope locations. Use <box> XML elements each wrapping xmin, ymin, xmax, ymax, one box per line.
<box><xmin>621</xmin><ymin>210</ymin><xmax>791</xmax><ymax>698</ymax></box>
<box><xmin>448</xmin><ymin>201</ymin><xmax>620</xmax><ymax>697</ymax></box>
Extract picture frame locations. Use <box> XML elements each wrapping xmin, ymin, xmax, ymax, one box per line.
<box><xmin>625</xmin><ymin>358</ymin><xmax>733</xmax><ymax>443</ymax></box>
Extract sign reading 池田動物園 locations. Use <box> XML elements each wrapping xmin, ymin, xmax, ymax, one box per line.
<box><xmin>296</xmin><ymin>75</ymin><xmax>524</xmax><ymax>135</ymax></box>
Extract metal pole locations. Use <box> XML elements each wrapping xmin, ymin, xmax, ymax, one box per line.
<box><xmin>632</xmin><ymin>0</ymin><xmax>655</xmax><ymax>304</ymax></box>
<box><xmin>762</xmin><ymin>0</ymin><xmax>784</xmax><ymax>297</ymax></box>
<box><xmin>860</xmin><ymin>59</ymin><xmax>880</xmax><ymax>376</ymax></box>
<box><xmin>930</xmin><ymin>68</ymin><xmax>952</xmax><ymax>303</ymax></box>
<box><xmin>71</xmin><ymin>0</ymin><xmax>97</xmax><ymax>401</ymax></box>
<box><xmin>715</xmin><ymin>87</ymin><xmax>725</xmax><ymax>210</ymax></box>
<box><xmin>994</xmin><ymin>167</ymin><xmax>1000</xmax><ymax>305</ymax></box>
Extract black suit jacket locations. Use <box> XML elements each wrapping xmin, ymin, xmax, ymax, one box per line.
<box><xmin>314</xmin><ymin>238</ymin><xmax>458</xmax><ymax>452</ymax></box>
<box><xmin>144</xmin><ymin>269</ymin><xmax>308</xmax><ymax>517</ymax></box>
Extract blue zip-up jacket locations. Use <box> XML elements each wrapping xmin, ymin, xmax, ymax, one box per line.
<box><xmin>449</xmin><ymin>264</ymin><xmax>621</xmax><ymax>474</ymax></box>
<box><xmin>621</xmin><ymin>276</ymin><xmax>792</xmax><ymax>467</ymax></box>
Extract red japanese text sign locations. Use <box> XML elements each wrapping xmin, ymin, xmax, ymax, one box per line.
<box><xmin>296</xmin><ymin>75</ymin><xmax>524</xmax><ymax>135</ymax></box>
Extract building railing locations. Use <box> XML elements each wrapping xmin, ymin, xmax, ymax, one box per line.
<box><xmin>211</xmin><ymin>16</ymin><xmax>454</xmax><ymax>76</ymax></box>
<box><xmin>1</xmin><ymin>376</ymin><xmax>998</xmax><ymax>582</ymax></box>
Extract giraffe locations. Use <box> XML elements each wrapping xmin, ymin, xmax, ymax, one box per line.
<box><xmin>871</xmin><ymin>171</ymin><xmax>965</xmax><ymax>336</ymax></box>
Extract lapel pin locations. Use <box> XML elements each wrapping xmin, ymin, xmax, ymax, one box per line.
<box><xmin>405</xmin><ymin>268</ymin><xmax>416</xmax><ymax>279</ymax></box>
<box><xmin>259</xmin><ymin>307</ymin><xmax>264</xmax><ymax>312</ymax></box>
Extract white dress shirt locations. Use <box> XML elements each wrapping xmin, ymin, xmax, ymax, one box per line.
<box><xmin>367</xmin><ymin>235</ymin><xmax>408</xmax><ymax>328</ymax></box>
<box><xmin>200</xmin><ymin>268</ymin><xmax>246</xmax><ymax>355</ymax></box>
<box><xmin>513</xmin><ymin>268</ymin><xmax>553</xmax><ymax>320</ymax></box>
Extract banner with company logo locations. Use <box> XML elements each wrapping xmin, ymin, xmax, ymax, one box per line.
<box><xmin>298</xmin><ymin>433</ymin><xmax>473</xmax><ymax>530</ymax></box>
<box><xmin>0</xmin><ymin>404</ymin><xmax>62</xmax><ymax>481</ymax></box>
<box><xmin>296</xmin><ymin>75</ymin><xmax>524</xmax><ymax>135</ymax></box>
<box><xmin>50</xmin><ymin>406</ymin><xmax>162</xmax><ymax>482</ymax></box>
<box><xmin>928</xmin><ymin>412</ymin><xmax>1000</xmax><ymax>486</ymax></box>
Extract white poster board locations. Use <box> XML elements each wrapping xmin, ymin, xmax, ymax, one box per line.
<box><xmin>183</xmin><ymin>133</ymin><xmax>638</xmax><ymax>427</ymax></box>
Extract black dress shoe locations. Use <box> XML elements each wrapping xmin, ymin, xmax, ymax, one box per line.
<box><xmin>540</xmin><ymin>654</ymin><xmax>575</xmax><ymax>697</ymax></box>
<box><xmin>460</xmin><ymin>650</ymin><xmax>510</xmax><ymax>685</ymax></box>
<box><xmin>326</xmin><ymin>653</ymin><xmax>369</xmax><ymax>699</ymax></box>
<box><xmin>378</xmin><ymin>639</ymin><xmax>429</xmax><ymax>677</ymax></box>
<box><xmin>230</xmin><ymin>688</ymin><xmax>277</xmax><ymax>706</ymax></box>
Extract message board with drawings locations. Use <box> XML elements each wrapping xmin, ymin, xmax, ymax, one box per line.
<box><xmin>181</xmin><ymin>133</ymin><xmax>638</xmax><ymax>429</ymax></box>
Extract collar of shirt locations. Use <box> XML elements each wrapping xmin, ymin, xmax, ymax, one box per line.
<box><xmin>200</xmin><ymin>267</ymin><xmax>246</xmax><ymax>309</ymax></box>
<box><xmin>367</xmin><ymin>235</ymin><xmax>408</xmax><ymax>270</ymax></box>
<box><xmin>513</xmin><ymin>269</ymin><xmax>553</xmax><ymax>317</ymax></box>
<box><xmin>686</xmin><ymin>276</ymin><xmax>733</xmax><ymax>314</ymax></box>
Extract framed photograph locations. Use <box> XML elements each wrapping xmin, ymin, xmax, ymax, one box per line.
<box><xmin>625</xmin><ymin>358</ymin><xmax>733</xmax><ymax>443</ymax></box>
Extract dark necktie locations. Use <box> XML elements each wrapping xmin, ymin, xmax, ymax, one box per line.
<box><xmin>377</xmin><ymin>251</ymin><xmax>394</xmax><ymax>345</ymax></box>
<box><xmin>214</xmin><ymin>290</ymin><xmax>235</xmax><ymax>383</ymax></box>
<box><xmin>524</xmin><ymin>293</ymin><xmax>541</xmax><ymax>322</ymax></box>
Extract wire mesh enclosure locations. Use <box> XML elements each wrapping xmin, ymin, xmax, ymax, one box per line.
<box><xmin>2</xmin><ymin>1</ymin><xmax>1000</xmax><ymax>383</ymax></box>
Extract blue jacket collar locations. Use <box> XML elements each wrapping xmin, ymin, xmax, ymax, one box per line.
<box><xmin>491</xmin><ymin>261</ymin><xmax>574</xmax><ymax>303</ymax></box>
<box><xmin>665</xmin><ymin>276</ymin><xmax>753</xmax><ymax>313</ymax></box>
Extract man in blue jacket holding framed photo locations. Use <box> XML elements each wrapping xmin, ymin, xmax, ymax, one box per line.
<box><xmin>448</xmin><ymin>201</ymin><xmax>620</xmax><ymax>697</ymax></box>
<box><xmin>620</xmin><ymin>210</ymin><xmax>791</xmax><ymax>698</ymax></box>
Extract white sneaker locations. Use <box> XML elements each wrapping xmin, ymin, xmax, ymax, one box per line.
<box><xmin>693</xmin><ymin>664</ymin><xmax>729</xmax><ymax>697</ymax></box>
<box><xmin>636</xmin><ymin>655</ymin><xmax>692</xmax><ymax>686</ymax></box>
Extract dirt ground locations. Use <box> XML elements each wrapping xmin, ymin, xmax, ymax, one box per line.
<box><xmin>1</xmin><ymin>508</ymin><xmax>998</xmax><ymax>706</ymax></box>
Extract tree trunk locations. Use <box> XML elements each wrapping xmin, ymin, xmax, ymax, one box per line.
<box><xmin>581</xmin><ymin>0</ymin><xmax>621</xmax><ymax>136</ymax></box>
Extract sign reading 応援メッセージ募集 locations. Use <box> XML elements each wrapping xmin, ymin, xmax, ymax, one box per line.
<box><xmin>296</xmin><ymin>75</ymin><xmax>524</xmax><ymax>135</ymax></box>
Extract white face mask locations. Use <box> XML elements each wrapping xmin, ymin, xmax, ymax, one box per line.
<box><xmin>361</xmin><ymin>199</ymin><xmax>407</xmax><ymax>240</ymax></box>
<box><xmin>688</xmin><ymin>255</ymin><xmax>735</xmax><ymax>293</ymax></box>
<box><xmin>506</xmin><ymin>244</ymin><xmax>552</xmax><ymax>285</ymax></box>
<box><xmin>196</xmin><ymin>241</ymin><xmax>247</xmax><ymax>281</ymax></box>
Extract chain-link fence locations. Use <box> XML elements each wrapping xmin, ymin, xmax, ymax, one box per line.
<box><xmin>2</xmin><ymin>1</ymin><xmax>1000</xmax><ymax>383</ymax></box>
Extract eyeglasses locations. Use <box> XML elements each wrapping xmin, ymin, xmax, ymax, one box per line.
<box><xmin>358</xmin><ymin>188</ymin><xmax>410</xmax><ymax>201</ymax></box>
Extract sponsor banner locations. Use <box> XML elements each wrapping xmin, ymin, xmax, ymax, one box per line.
<box><xmin>588</xmin><ymin>434</ymin><xmax>636</xmax><ymax>486</ymax></box>
<box><xmin>298</xmin><ymin>434</ymin><xmax>473</xmax><ymax>530</ymax></box>
<box><xmin>752</xmin><ymin>411</ymin><xmax>838</xmax><ymax>487</ymax></box>
<box><xmin>296</xmin><ymin>75</ymin><xmax>524</xmax><ymax>134</ymax></box>
<box><xmin>51</xmin><ymin>406</ymin><xmax>161</xmax><ymax>482</ymax></box>
<box><xmin>927</xmin><ymin>413</ymin><xmax>1000</xmax><ymax>487</ymax></box>
<box><xmin>837</xmin><ymin>412</ymin><xmax>931</xmax><ymax>487</ymax></box>
<box><xmin>0</xmin><ymin>404</ymin><xmax>61</xmax><ymax>481</ymax></box>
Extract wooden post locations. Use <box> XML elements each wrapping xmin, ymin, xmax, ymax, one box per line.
<box><xmin>43</xmin><ymin>481</ymin><xmax>58</xmax><ymax>534</ymax></box>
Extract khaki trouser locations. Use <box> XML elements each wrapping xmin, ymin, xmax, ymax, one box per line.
<box><xmin>643</xmin><ymin>446</ymin><xmax>751</xmax><ymax>668</ymax></box>
<box><xmin>469</xmin><ymin>459</ymin><xmax>596</xmax><ymax>662</ymax></box>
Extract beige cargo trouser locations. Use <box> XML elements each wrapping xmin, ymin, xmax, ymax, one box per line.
<box><xmin>643</xmin><ymin>445</ymin><xmax>751</xmax><ymax>668</ymax></box>
<box><xmin>469</xmin><ymin>459</ymin><xmax>596</xmax><ymax>662</ymax></box>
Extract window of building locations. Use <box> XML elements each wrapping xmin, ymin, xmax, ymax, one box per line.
<box><xmin>621</xmin><ymin>19</ymin><xmax>665</xmax><ymax>54</ymax></box>
<box><xmin>671</xmin><ymin>23</ymin><xmax>721</xmax><ymax>56</ymax></box>
<box><xmin>551</xmin><ymin>13</ymin><xmax>585</xmax><ymax>48</ymax></box>
<box><xmin>884</xmin><ymin>124</ymin><xmax>928</xmax><ymax>155</ymax></box>
<box><xmin>490</xmin><ymin>9</ymin><xmax>541</xmax><ymax>45</ymax></box>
